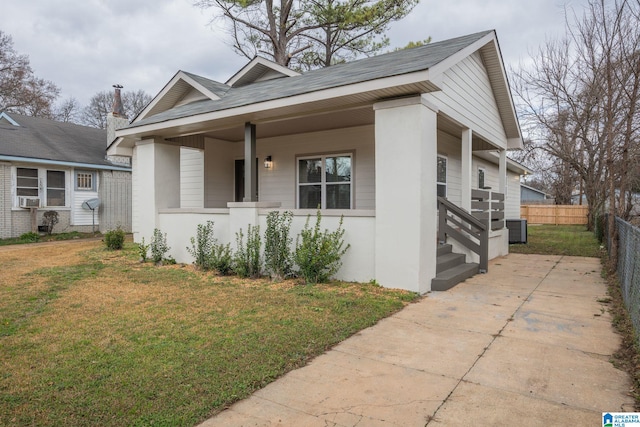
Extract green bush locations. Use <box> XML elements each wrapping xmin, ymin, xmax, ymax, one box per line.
<box><xmin>187</xmin><ymin>221</ymin><xmax>216</xmax><ymax>270</ymax></box>
<box><xmin>211</xmin><ymin>242</ymin><xmax>233</xmax><ymax>275</ymax></box>
<box><xmin>104</xmin><ymin>228</ymin><xmax>125</xmax><ymax>250</ymax></box>
<box><xmin>137</xmin><ymin>237</ymin><xmax>150</xmax><ymax>262</ymax></box>
<box><xmin>150</xmin><ymin>228</ymin><xmax>170</xmax><ymax>264</ymax></box>
<box><xmin>233</xmin><ymin>225</ymin><xmax>261</xmax><ymax>278</ymax></box>
<box><xmin>19</xmin><ymin>232</ymin><xmax>40</xmax><ymax>243</ymax></box>
<box><xmin>264</xmin><ymin>211</ymin><xmax>294</xmax><ymax>281</ymax></box>
<box><xmin>294</xmin><ymin>211</ymin><xmax>350</xmax><ymax>284</ymax></box>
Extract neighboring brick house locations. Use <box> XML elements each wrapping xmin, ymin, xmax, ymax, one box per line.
<box><xmin>0</xmin><ymin>104</ymin><xmax>132</xmax><ymax>238</ymax></box>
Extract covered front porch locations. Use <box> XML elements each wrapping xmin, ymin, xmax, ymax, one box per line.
<box><xmin>118</xmin><ymin>94</ymin><xmax>509</xmax><ymax>293</ymax></box>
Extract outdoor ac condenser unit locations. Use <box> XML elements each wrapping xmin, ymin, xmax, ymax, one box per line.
<box><xmin>18</xmin><ymin>197</ymin><xmax>40</xmax><ymax>208</ymax></box>
<box><xmin>506</xmin><ymin>219</ymin><xmax>528</xmax><ymax>244</ymax></box>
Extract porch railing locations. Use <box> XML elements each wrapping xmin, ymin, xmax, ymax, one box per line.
<box><xmin>438</xmin><ymin>196</ymin><xmax>489</xmax><ymax>272</ymax></box>
<box><xmin>471</xmin><ymin>189</ymin><xmax>505</xmax><ymax>231</ymax></box>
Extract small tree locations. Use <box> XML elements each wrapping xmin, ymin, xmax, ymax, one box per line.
<box><xmin>42</xmin><ymin>211</ymin><xmax>59</xmax><ymax>235</ymax></box>
<box><xmin>294</xmin><ymin>211</ymin><xmax>349</xmax><ymax>284</ymax></box>
<box><xmin>264</xmin><ymin>211</ymin><xmax>294</xmax><ymax>281</ymax></box>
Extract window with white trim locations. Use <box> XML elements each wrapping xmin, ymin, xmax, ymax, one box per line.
<box><xmin>46</xmin><ymin>170</ymin><xmax>65</xmax><ymax>206</ymax></box>
<box><xmin>75</xmin><ymin>171</ymin><xmax>95</xmax><ymax>191</ymax></box>
<box><xmin>437</xmin><ymin>155</ymin><xmax>447</xmax><ymax>198</ymax></box>
<box><xmin>297</xmin><ymin>154</ymin><xmax>352</xmax><ymax>209</ymax></box>
<box><xmin>16</xmin><ymin>167</ymin><xmax>39</xmax><ymax>197</ymax></box>
<box><xmin>15</xmin><ymin>167</ymin><xmax>66</xmax><ymax>207</ymax></box>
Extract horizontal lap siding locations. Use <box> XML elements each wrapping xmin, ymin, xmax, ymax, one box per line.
<box><xmin>259</xmin><ymin>126</ymin><xmax>375</xmax><ymax>209</ymax></box>
<box><xmin>204</xmin><ymin>139</ymin><xmax>237</xmax><ymax>208</ymax></box>
<box><xmin>437</xmin><ymin>131</ymin><xmax>462</xmax><ymax>207</ymax></box>
<box><xmin>430</xmin><ymin>52</ymin><xmax>508</xmax><ymax>148</ymax></box>
<box><xmin>180</xmin><ymin>147</ymin><xmax>204</xmax><ymax>208</ymax></box>
<box><xmin>198</xmin><ymin>126</ymin><xmax>375</xmax><ymax>210</ymax></box>
<box><xmin>506</xmin><ymin>171</ymin><xmax>521</xmax><ymax>219</ymax></box>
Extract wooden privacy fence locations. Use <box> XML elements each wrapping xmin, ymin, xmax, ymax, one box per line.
<box><xmin>521</xmin><ymin>205</ymin><xmax>589</xmax><ymax>225</ymax></box>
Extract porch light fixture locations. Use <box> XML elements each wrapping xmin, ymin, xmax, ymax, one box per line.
<box><xmin>264</xmin><ymin>156</ymin><xmax>272</xmax><ymax>169</ymax></box>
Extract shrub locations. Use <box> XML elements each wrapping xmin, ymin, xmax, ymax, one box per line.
<box><xmin>264</xmin><ymin>211</ymin><xmax>294</xmax><ymax>281</ymax></box>
<box><xmin>42</xmin><ymin>211</ymin><xmax>59</xmax><ymax>235</ymax></box>
<box><xmin>211</xmin><ymin>242</ymin><xmax>233</xmax><ymax>275</ymax></box>
<box><xmin>187</xmin><ymin>221</ymin><xmax>216</xmax><ymax>270</ymax></box>
<box><xmin>137</xmin><ymin>237</ymin><xmax>150</xmax><ymax>262</ymax></box>
<box><xmin>19</xmin><ymin>232</ymin><xmax>40</xmax><ymax>243</ymax></box>
<box><xmin>104</xmin><ymin>227</ymin><xmax>125</xmax><ymax>250</ymax></box>
<box><xmin>150</xmin><ymin>228</ymin><xmax>171</xmax><ymax>264</ymax></box>
<box><xmin>233</xmin><ymin>225</ymin><xmax>261</xmax><ymax>278</ymax></box>
<box><xmin>294</xmin><ymin>211</ymin><xmax>350</xmax><ymax>284</ymax></box>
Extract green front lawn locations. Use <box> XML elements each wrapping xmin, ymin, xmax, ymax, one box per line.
<box><xmin>509</xmin><ymin>224</ymin><xmax>602</xmax><ymax>257</ymax></box>
<box><xmin>0</xmin><ymin>242</ymin><xmax>418</xmax><ymax>426</ymax></box>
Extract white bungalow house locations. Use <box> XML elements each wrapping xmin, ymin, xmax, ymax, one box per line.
<box><xmin>108</xmin><ymin>30</ymin><xmax>525</xmax><ymax>294</ymax></box>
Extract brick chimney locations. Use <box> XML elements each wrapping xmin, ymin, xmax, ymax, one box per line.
<box><xmin>106</xmin><ymin>84</ymin><xmax>129</xmax><ymax>147</ymax></box>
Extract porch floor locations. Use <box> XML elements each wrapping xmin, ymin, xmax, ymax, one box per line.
<box><xmin>200</xmin><ymin>254</ymin><xmax>631</xmax><ymax>426</ymax></box>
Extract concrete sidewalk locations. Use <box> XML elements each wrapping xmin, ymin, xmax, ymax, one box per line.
<box><xmin>199</xmin><ymin>254</ymin><xmax>635</xmax><ymax>426</ymax></box>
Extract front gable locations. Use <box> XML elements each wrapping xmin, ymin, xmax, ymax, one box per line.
<box><xmin>135</xmin><ymin>71</ymin><xmax>231</xmax><ymax>123</ymax></box>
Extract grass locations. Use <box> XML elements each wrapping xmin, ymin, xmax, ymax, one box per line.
<box><xmin>0</xmin><ymin>242</ymin><xmax>418</xmax><ymax>426</ymax></box>
<box><xmin>0</xmin><ymin>231</ymin><xmax>100</xmax><ymax>246</ymax></box>
<box><xmin>508</xmin><ymin>224</ymin><xmax>603</xmax><ymax>257</ymax></box>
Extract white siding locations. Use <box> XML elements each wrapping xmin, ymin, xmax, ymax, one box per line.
<box><xmin>505</xmin><ymin>170</ymin><xmax>522</xmax><ymax>219</ymax></box>
<box><xmin>131</xmin><ymin>146</ymin><xmax>140</xmax><ymax>237</ymax></box>
<box><xmin>258</xmin><ymin>126</ymin><xmax>375</xmax><ymax>209</ymax></box>
<box><xmin>72</xmin><ymin>189</ymin><xmax>99</xmax><ymax>226</ymax></box>
<box><xmin>204</xmin><ymin>138</ymin><xmax>237</xmax><ymax>208</ymax></box>
<box><xmin>429</xmin><ymin>52</ymin><xmax>508</xmax><ymax>149</ymax></box>
<box><xmin>436</xmin><ymin>130</ymin><xmax>462</xmax><ymax>206</ymax></box>
<box><xmin>180</xmin><ymin>147</ymin><xmax>204</xmax><ymax>208</ymax></box>
<box><xmin>202</xmin><ymin>126</ymin><xmax>375</xmax><ymax>209</ymax></box>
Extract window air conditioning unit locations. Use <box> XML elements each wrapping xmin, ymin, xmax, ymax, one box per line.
<box><xmin>18</xmin><ymin>197</ymin><xmax>40</xmax><ymax>208</ymax></box>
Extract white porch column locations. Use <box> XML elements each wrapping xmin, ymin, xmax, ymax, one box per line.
<box><xmin>461</xmin><ymin>128</ymin><xmax>472</xmax><ymax>212</ymax></box>
<box><xmin>498</xmin><ymin>149</ymin><xmax>507</xmax><ymax>194</ymax></box>
<box><xmin>133</xmin><ymin>138</ymin><xmax>180</xmax><ymax>243</ymax></box>
<box><xmin>374</xmin><ymin>95</ymin><xmax>438</xmax><ymax>294</ymax></box>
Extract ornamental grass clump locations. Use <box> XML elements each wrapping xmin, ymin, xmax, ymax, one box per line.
<box><xmin>294</xmin><ymin>211</ymin><xmax>350</xmax><ymax>284</ymax></box>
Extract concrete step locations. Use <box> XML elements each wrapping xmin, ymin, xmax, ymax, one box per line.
<box><xmin>437</xmin><ymin>243</ymin><xmax>453</xmax><ymax>257</ymax></box>
<box><xmin>431</xmin><ymin>262</ymin><xmax>479</xmax><ymax>291</ymax></box>
<box><xmin>436</xmin><ymin>252</ymin><xmax>466</xmax><ymax>274</ymax></box>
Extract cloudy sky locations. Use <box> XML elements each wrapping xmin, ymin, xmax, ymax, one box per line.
<box><xmin>1</xmin><ymin>0</ymin><xmax>590</xmax><ymax>107</ymax></box>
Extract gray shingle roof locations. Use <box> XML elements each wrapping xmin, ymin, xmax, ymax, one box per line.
<box><xmin>129</xmin><ymin>31</ymin><xmax>493</xmax><ymax>129</ymax></box>
<box><xmin>0</xmin><ymin>113</ymin><xmax>128</xmax><ymax>168</ymax></box>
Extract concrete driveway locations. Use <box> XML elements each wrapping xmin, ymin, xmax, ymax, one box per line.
<box><xmin>199</xmin><ymin>254</ymin><xmax>635</xmax><ymax>426</ymax></box>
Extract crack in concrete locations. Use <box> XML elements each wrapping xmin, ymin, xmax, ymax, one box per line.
<box><xmin>424</xmin><ymin>257</ymin><xmax>563</xmax><ymax>426</ymax></box>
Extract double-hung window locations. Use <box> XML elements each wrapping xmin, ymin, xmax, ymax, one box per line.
<box><xmin>16</xmin><ymin>168</ymin><xmax>39</xmax><ymax>197</ymax></box>
<box><xmin>298</xmin><ymin>154</ymin><xmax>352</xmax><ymax>209</ymax></box>
<box><xmin>437</xmin><ymin>155</ymin><xmax>447</xmax><ymax>198</ymax></box>
<box><xmin>46</xmin><ymin>171</ymin><xmax>65</xmax><ymax>206</ymax></box>
<box><xmin>15</xmin><ymin>167</ymin><xmax>66</xmax><ymax>207</ymax></box>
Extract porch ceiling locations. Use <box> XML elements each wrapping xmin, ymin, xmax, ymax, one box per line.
<box><xmin>437</xmin><ymin>115</ymin><xmax>499</xmax><ymax>151</ymax></box>
<box><xmin>199</xmin><ymin>104</ymin><xmax>375</xmax><ymax>141</ymax></box>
